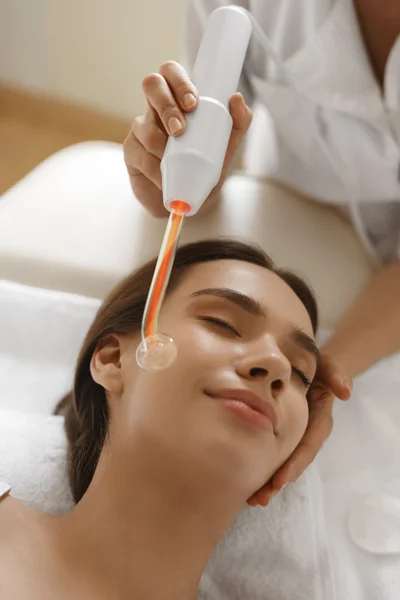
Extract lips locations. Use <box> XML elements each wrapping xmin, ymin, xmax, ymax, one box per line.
<box><xmin>206</xmin><ymin>388</ymin><xmax>278</xmax><ymax>433</ymax></box>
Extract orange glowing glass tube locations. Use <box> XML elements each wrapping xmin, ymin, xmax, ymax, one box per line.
<box><xmin>141</xmin><ymin>200</ymin><xmax>190</xmax><ymax>342</ymax></box>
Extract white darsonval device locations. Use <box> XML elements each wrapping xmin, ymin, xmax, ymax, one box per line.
<box><xmin>136</xmin><ymin>6</ymin><xmax>252</xmax><ymax>372</ymax></box>
<box><xmin>161</xmin><ymin>6</ymin><xmax>252</xmax><ymax>216</ymax></box>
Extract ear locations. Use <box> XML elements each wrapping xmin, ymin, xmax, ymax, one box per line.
<box><xmin>90</xmin><ymin>334</ymin><xmax>123</xmax><ymax>394</ymax></box>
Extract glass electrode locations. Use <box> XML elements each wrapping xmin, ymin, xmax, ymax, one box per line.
<box><xmin>136</xmin><ymin>201</ymin><xmax>189</xmax><ymax>371</ymax></box>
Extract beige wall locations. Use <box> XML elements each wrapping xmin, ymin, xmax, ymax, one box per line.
<box><xmin>0</xmin><ymin>0</ymin><xmax>187</xmax><ymax>119</ymax></box>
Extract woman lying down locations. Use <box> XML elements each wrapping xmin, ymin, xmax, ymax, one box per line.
<box><xmin>0</xmin><ymin>239</ymin><xmax>319</xmax><ymax>600</ymax></box>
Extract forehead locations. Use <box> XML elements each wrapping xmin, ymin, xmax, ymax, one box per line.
<box><xmin>169</xmin><ymin>259</ymin><xmax>314</xmax><ymax>337</ymax></box>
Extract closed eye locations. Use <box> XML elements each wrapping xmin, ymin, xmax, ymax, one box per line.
<box><xmin>198</xmin><ymin>316</ymin><xmax>241</xmax><ymax>337</ymax></box>
<box><xmin>292</xmin><ymin>367</ymin><xmax>312</xmax><ymax>388</ymax></box>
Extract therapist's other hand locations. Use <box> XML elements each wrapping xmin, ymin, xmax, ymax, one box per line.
<box><xmin>123</xmin><ymin>61</ymin><xmax>252</xmax><ymax>217</ymax></box>
<box><xmin>247</xmin><ymin>353</ymin><xmax>352</xmax><ymax>507</ymax></box>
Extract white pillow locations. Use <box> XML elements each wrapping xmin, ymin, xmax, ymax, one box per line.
<box><xmin>0</xmin><ymin>279</ymin><xmax>100</xmax><ymax>415</ymax></box>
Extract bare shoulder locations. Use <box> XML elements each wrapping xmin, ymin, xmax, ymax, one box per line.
<box><xmin>0</xmin><ymin>500</ymin><xmax>87</xmax><ymax>600</ymax></box>
<box><xmin>0</xmin><ymin>496</ymin><xmax>48</xmax><ymax>599</ymax></box>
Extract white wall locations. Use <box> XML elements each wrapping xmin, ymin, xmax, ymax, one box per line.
<box><xmin>0</xmin><ymin>0</ymin><xmax>187</xmax><ymax>119</ymax></box>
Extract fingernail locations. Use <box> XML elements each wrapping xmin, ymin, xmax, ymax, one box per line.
<box><xmin>183</xmin><ymin>93</ymin><xmax>196</xmax><ymax>109</ymax></box>
<box><xmin>168</xmin><ymin>117</ymin><xmax>182</xmax><ymax>135</ymax></box>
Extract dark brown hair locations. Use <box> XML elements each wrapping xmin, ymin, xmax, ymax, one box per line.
<box><xmin>55</xmin><ymin>238</ymin><xmax>318</xmax><ymax>503</ymax></box>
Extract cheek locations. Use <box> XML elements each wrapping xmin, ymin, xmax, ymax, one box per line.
<box><xmin>123</xmin><ymin>326</ymin><xmax>220</xmax><ymax>414</ymax></box>
<box><xmin>281</xmin><ymin>393</ymin><xmax>309</xmax><ymax>453</ymax></box>
<box><xmin>168</xmin><ymin>318</ymin><xmax>236</xmax><ymax>374</ymax></box>
<box><xmin>121</xmin><ymin>367</ymin><xmax>191</xmax><ymax>442</ymax></box>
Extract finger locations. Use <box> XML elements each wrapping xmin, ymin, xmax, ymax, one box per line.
<box><xmin>142</xmin><ymin>73</ymin><xmax>186</xmax><ymax>137</ymax></box>
<box><xmin>309</xmin><ymin>381</ymin><xmax>350</xmax><ymax>403</ymax></box>
<box><xmin>323</xmin><ymin>368</ymin><xmax>352</xmax><ymax>399</ymax></box>
<box><xmin>246</xmin><ymin>497</ymin><xmax>259</xmax><ymax>507</ymax></box>
<box><xmin>131</xmin><ymin>115</ymin><xmax>167</xmax><ymax>160</ymax></box>
<box><xmin>123</xmin><ymin>131</ymin><xmax>162</xmax><ymax>190</ymax></box>
<box><xmin>219</xmin><ymin>93</ymin><xmax>252</xmax><ymax>182</ymax></box>
<box><xmin>330</xmin><ymin>373</ymin><xmax>352</xmax><ymax>400</ymax></box>
<box><xmin>247</xmin><ymin>481</ymin><xmax>275</xmax><ymax>507</ymax></box>
<box><xmin>159</xmin><ymin>60</ymin><xmax>198</xmax><ymax>112</ymax></box>
<box><xmin>317</xmin><ymin>358</ymin><xmax>352</xmax><ymax>400</ymax></box>
<box><xmin>271</xmin><ymin>394</ymin><xmax>334</xmax><ymax>490</ymax></box>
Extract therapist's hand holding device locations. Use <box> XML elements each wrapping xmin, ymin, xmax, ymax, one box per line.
<box><xmin>123</xmin><ymin>60</ymin><xmax>252</xmax><ymax>218</ymax></box>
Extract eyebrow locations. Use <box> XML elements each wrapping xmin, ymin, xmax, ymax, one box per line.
<box><xmin>190</xmin><ymin>287</ymin><xmax>266</xmax><ymax>317</ymax></box>
<box><xmin>190</xmin><ymin>287</ymin><xmax>320</xmax><ymax>362</ymax></box>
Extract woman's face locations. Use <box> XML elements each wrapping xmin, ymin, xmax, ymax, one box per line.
<box><xmin>107</xmin><ymin>260</ymin><xmax>318</xmax><ymax>497</ymax></box>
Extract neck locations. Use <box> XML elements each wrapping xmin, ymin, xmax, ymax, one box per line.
<box><xmin>54</xmin><ymin>441</ymin><xmax>245</xmax><ymax>600</ymax></box>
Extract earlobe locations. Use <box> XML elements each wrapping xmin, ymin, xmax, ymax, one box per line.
<box><xmin>90</xmin><ymin>335</ymin><xmax>123</xmax><ymax>394</ymax></box>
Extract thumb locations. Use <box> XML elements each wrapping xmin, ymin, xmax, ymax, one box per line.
<box><xmin>320</xmin><ymin>358</ymin><xmax>352</xmax><ymax>400</ymax></box>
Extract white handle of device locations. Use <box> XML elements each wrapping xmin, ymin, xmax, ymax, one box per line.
<box><xmin>161</xmin><ymin>6</ymin><xmax>252</xmax><ymax>216</ymax></box>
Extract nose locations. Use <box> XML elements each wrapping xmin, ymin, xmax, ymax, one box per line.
<box><xmin>235</xmin><ymin>338</ymin><xmax>291</xmax><ymax>396</ymax></box>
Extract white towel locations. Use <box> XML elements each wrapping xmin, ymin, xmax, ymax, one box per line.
<box><xmin>0</xmin><ymin>481</ymin><xmax>11</xmax><ymax>499</ymax></box>
<box><xmin>199</xmin><ymin>464</ymin><xmax>334</xmax><ymax>600</ymax></box>
<box><xmin>0</xmin><ymin>409</ymin><xmax>74</xmax><ymax>514</ymax></box>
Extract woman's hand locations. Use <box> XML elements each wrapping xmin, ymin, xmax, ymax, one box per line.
<box><xmin>123</xmin><ymin>60</ymin><xmax>252</xmax><ymax>217</ymax></box>
<box><xmin>247</xmin><ymin>353</ymin><xmax>352</xmax><ymax>507</ymax></box>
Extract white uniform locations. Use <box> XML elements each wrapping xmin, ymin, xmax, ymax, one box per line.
<box><xmin>187</xmin><ymin>0</ymin><xmax>400</xmax><ymax>262</ymax></box>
